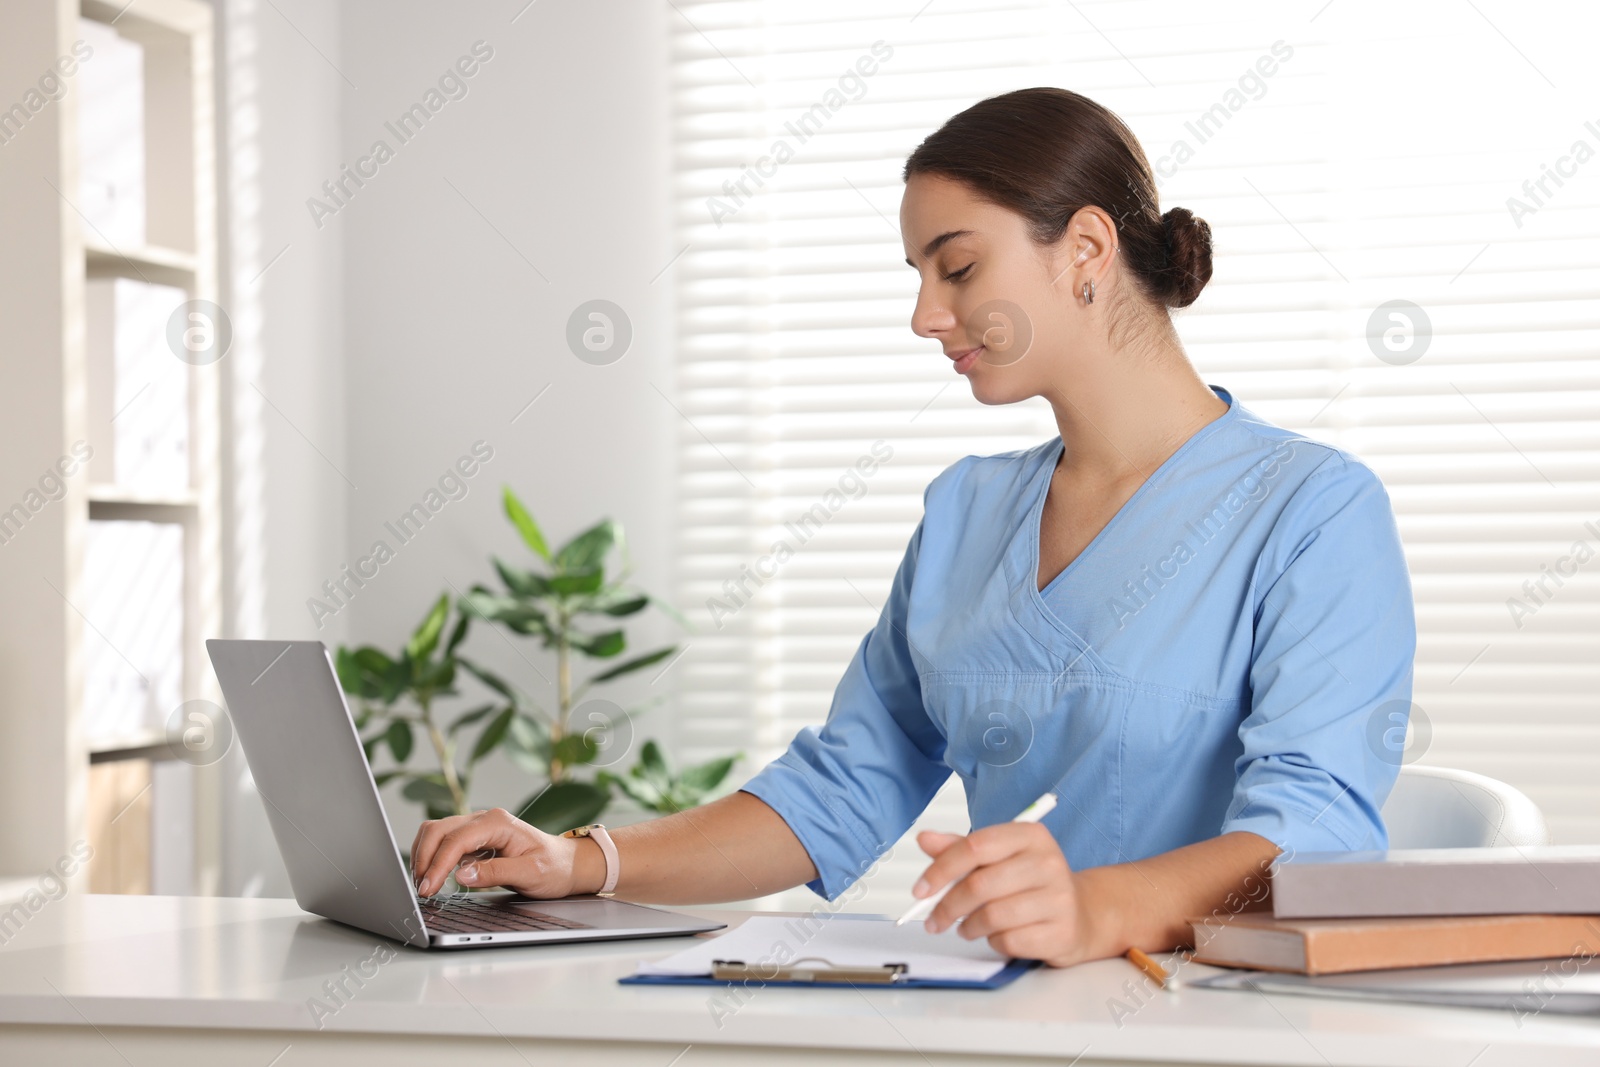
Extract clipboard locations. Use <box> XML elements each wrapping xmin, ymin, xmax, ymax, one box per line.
<box><xmin>620</xmin><ymin>954</ymin><xmax>1039</xmax><ymax>990</ymax></box>
<box><xmin>621</xmin><ymin>914</ymin><xmax>1034</xmax><ymax>990</ymax></box>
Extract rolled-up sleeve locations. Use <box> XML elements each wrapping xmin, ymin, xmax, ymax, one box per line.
<box><xmin>739</xmin><ymin>517</ymin><xmax>951</xmax><ymax>900</ymax></box>
<box><xmin>1222</xmin><ymin>454</ymin><xmax>1416</xmax><ymax>856</ymax></box>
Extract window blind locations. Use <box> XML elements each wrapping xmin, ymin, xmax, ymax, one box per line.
<box><xmin>668</xmin><ymin>0</ymin><xmax>1600</xmax><ymax>910</ymax></box>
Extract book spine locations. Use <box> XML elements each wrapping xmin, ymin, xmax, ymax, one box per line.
<box><xmin>1305</xmin><ymin>916</ymin><xmax>1600</xmax><ymax>975</ymax></box>
<box><xmin>1273</xmin><ymin>859</ymin><xmax>1600</xmax><ymax>919</ymax></box>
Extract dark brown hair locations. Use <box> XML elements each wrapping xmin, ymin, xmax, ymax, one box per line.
<box><xmin>903</xmin><ymin>87</ymin><xmax>1212</xmax><ymax>311</ymax></box>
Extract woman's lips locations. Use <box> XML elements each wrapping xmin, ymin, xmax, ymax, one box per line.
<box><xmin>951</xmin><ymin>346</ymin><xmax>983</xmax><ymax>374</ymax></box>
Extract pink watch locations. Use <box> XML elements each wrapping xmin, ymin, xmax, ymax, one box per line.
<box><xmin>562</xmin><ymin>823</ymin><xmax>619</xmax><ymax>897</ymax></box>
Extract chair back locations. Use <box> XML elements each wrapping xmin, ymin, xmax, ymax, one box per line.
<box><xmin>1381</xmin><ymin>764</ymin><xmax>1549</xmax><ymax>849</ymax></box>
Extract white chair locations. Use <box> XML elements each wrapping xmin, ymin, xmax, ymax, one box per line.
<box><xmin>1381</xmin><ymin>765</ymin><xmax>1549</xmax><ymax>849</ymax></box>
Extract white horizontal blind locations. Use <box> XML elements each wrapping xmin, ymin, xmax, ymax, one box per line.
<box><xmin>1308</xmin><ymin>6</ymin><xmax>1600</xmax><ymax>846</ymax></box>
<box><xmin>669</xmin><ymin>0</ymin><xmax>1600</xmax><ymax>909</ymax></box>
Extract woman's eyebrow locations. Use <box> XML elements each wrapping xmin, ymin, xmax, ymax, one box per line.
<box><xmin>904</xmin><ymin>229</ymin><xmax>976</xmax><ymax>267</ymax></box>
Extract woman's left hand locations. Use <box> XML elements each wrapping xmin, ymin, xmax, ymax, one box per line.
<box><xmin>915</xmin><ymin>822</ymin><xmax>1106</xmax><ymax>967</ymax></box>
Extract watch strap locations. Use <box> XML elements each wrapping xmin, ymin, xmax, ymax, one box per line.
<box><xmin>564</xmin><ymin>823</ymin><xmax>619</xmax><ymax>897</ymax></box>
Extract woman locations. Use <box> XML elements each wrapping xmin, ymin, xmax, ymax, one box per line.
<box><xmin>412</xmin><ymin>88</ymin><xmax>1415</xmax><ymax>968</ymax></box>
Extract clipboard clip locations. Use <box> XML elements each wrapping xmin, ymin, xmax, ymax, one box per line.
<box><xmin>711</xmin><ymin>956</ymin><xmax>910</xmax><ymax>985</ymax></box>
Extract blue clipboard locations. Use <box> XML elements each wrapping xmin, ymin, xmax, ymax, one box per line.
<box><xmin>620</xmin><ymin>958</ymin><xmax>1038</xmax><ymax>990</ymax></box>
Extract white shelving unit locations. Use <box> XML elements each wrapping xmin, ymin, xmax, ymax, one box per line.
<box><xmin>0</xmin><ymin>0</ymin><xmax>221</xmax><ymax>897</ymax></box>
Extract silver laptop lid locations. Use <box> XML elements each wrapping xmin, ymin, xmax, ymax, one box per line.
<box><xmin>207</xmin><ymin>639</ymin><xmax>431</xmax><ymax>947</ymax></box>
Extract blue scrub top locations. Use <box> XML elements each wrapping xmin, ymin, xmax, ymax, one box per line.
<box><xmin>740</xmin><ymin>386</ymin><xmax>1417</xmax><ymax>900</ymax></box>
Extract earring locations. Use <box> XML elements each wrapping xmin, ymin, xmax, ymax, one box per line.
<box><xmin>1081</xmin><ymin>279</ymin><xmax>1096</xmax><ymax>305</ymax></box>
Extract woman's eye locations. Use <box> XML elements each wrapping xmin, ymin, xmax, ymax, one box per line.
<box><xmin>942</xmin><ymin>264</ymin><xmax>973</xmax><ymax>282</ymax></box>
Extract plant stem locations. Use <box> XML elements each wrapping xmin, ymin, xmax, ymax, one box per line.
<box><xmin>552</xmin><ymin>615</ymin><xmax>570</xmax><ymax>782</ymax></box>
<box><xmin>420</xmin><ymin>695</ymin><xmax>469</xmax><ymax>816</ymax></box>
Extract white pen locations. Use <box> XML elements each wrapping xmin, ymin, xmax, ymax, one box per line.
<box><xmin>896</xmin><ymin>791</ymin><xmax>1059</xmax><ymax>927</ymax></box>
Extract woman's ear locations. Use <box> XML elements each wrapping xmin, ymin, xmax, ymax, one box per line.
<box><xmin>1048</xmin><ymin>205</ymin><xmax>1118</xmax><ymax>291</ymax></box>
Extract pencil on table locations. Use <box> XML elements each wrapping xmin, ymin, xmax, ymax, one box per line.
<box><xmin>1125</xmin><ymin>947</ymin><xmax>1177</xmax><ymax>991</ymax></box>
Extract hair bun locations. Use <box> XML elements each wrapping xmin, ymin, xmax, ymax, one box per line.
<box><xmin>1159</xmin><ymin>207</ymin><xmax>1213</xmax><ymax>308</ymax></box>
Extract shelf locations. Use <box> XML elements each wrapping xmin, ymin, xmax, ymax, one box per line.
<box><xmin>85</xmin><ymin>239</ymin><xmax>198</xmax><ymax>288</ymax></box>
<box><xmin>89</xmin><ymin>731</ymin><xmax>177</xmax><ymax>765</ymax></box>
<box><xmin>0</xmin><ymin>0</ymin><xmax>221</xmax><ymax>893</ymax></box>
<box><xmin>82</xmin><ymin>0</ymin><xmax>212</xmax><ymax>36</ymax></box>
<box><xmin>88</xmin><ymin>487</ymin><xmax>199</xmax><ymax>525</ymax></box>
<box><xmin>88</xmin><ymin>485</ymin><xmax>200</xmax><ymax>508</ymax></box>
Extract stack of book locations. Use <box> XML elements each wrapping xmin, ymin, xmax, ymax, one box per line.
<box><xmin>1187</xmin><ymin>846</ymin><xmax>1600</xmax><ymax>1013</ymax></box>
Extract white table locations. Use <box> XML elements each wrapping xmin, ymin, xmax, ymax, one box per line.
<box><xmin>0</xmin><ymin>894</ymin><xmax>1596</xmax><ymax>1066</ymax></box>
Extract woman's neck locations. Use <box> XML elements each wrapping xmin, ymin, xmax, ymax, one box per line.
<box><xmin>1039</xmin><ymin>335</ymin><xmax>1227</xmax><ymax>486</ymax></box>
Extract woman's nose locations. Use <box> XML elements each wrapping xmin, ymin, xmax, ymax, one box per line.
<box><xmin>911</xmin><ymin>289</ymin><xmax>956</xmax><ymax>340</ymax></box>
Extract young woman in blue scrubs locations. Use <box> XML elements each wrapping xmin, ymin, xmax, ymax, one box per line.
<box><xmin>412</xmin><ymin>88</ymin><xmax>1416</xmax><ymax>967</ymax></box>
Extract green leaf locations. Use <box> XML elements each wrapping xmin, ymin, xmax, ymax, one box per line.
<box><xmin>444</xmin><ymin>611</ymin><xmax>471</xmax><ymax>655</ymax></box>
<box><xmin>511</xmin><ymin>713</ymin><xmax>550</xmax><ymax>747</ymax></box>
<box><xmin>600</xmin><ymin>595</ymin><xmax>649</xmax><ymax>617</ymax></box>
<box><xmin>459</xmin><ymin>658</ymin><xmax>514</xmax><ymax>700</ymax></box>
<box><xmin>581</xmin><ymin>588</ymin><xmax>649</xmax><ymax>617</ymax></box>
<box><xmin>353</xmin><ymin>647</ymin><xmax>396</xmax><ymax>676</ymax></box>
<box><xmin>549</xmin><ymin>568</ymin><xmax>605</xmax><ymax>597</ymax></box>
<box><xmin>353</xmin><ymin>705</ymin><xmax>373</xmax><ymax>730</ymax></box>
<box><xmin>598</xmin><ymin>769</ymin><xmax>664</xmax><ymax>811</ymax></box>
<box><xmin>372</xmin><ymin>770</ymin><xmax>404</xmax><ymax>788</ymax></box>
<box><xmin>379</xmin><ymin>657</ymin><xmax>411</xmax><ymax>704</ymax></box>
<box><xmin>335</xmin><ymin>647</ymin><xmax>369</xmax><ymax>697</ymax></box>
<box><xmin>361</xmin><ymin>734</ymin><xmax>381</xmax><ymax>764</ymax></box>
<box><xmin>648</xmin><ymin>594</ymin><xmax>693</xmax><ymax>633</ymax></box>
<box><xmin>460</xmin><ymin>588</ymin><xmax>552</xmax><ymax>637</ymax></box>
<box><xmin>637</xmin><ymin>740</ymin><xmax>669</xmax><ymax>787</ymax></box>
<box><xmin>494</xmin><ymin>557</ymin><xmax>550</xmax><ymax>598</ymax></box>
<box><xmin>417</xmin><ymin>657</ymin><xmax>456</xmax><ymax>693</ymax></box>
<box><xmin>514</xmin><ymin>781</ymin><xmax>611</xmax><ymax>835</ymax></box>
<box><xmin>448</xmin><ymin>703</ymin><xmax>499</xmax><ymax>736</ymax></box>
<box><xmin>504</xmin><ymin>714</ymin><xmax>552</xmax><ymax>775</ymax></box>
<box><xmin>503</xmin><ymin>612</ymin><xmax>554</xmax><ymax>639</ymax></box>
<box><xmin>338</xmin><ymin>646</ymin><xmax>396</xmax><ymax>702</ymax></box>
<box><xmin>570</xmin><ymin>629</ymin><xmax>625</xmax><ymax>657</ymax></box>
<box><xmin>503</xmin><ymin>486</ymin><xmax>552</xmax><ymax>562</ymax></box>
<box><xmin>587</xmin><ymin>645</ymin><xmax>675</xmax><ymax>684</ymax></box>
<box><xmin>407</xmin><ymin>594</ymin><xmax>451</xmax><ymax>662</ymax></box>
<box><xmin>385</xmin><ymin>719</ymin><xmax>414</xmax><ymax>763</ymax></box>
<box><xmin>552</xmin><ymin>733</ymin><xmax>599</xmax><ymax>768</ymax></box>
<box><xmin>555</xmin><ymin>519</ymin><xmax>616</xmax><ymax>573</ymax></box>
<box><xmin>401</xmin><ymin>775</ymin><xmax>455</xmax><ymax>810</ymax></box>
<box><xmin>676</xmin><ymin>754</ymin><xmax>740</xmax><ymax>797</ymax></box>
<box><xmin>612</xmin><ymin>521</ymin><xmax>632</xmax><ymax>576</ymax></box>
<box><xmin>470</xmin><ymin>707</ymin><xmax>516</xmax><ymax>765</ymax></box>
<box><xmin>457</xmin><ymin>587</ymin><xmax>497</xmax><ymax>620</ymax></box>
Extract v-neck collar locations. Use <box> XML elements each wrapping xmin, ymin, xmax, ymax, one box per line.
<box><xmin>1002</xmin><ymin>386</ymin><xmax>1239</xmax><ymax>664</ymax></box>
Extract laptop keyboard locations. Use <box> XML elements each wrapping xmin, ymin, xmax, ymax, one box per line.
<box><xmin>419</xmin><ymin>895</ymin><xmax>594</xmax><ymax>935</ymax></box>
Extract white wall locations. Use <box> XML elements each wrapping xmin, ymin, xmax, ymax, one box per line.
<box><xmin>216</xmin><ymin>0</ymin><xmax>349</xmax><ymax>897</ymax></box>
<box><xmin>337</xmin><ymin>0</ymin><xmax>678</xmax><ymax>845</ymax></box>
<box><xmin>218</xmin><ymin>0</ymin><xmax>679</xmax><ymax>890</ymax></box>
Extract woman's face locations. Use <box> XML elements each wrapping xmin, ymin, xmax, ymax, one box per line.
<box><xmin>900</xmin><ymin>172</ymin><xmax>1092</xmax><ymax>406</ymax></box>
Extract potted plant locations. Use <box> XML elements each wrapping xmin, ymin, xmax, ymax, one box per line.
<box><xmin>336</xmin><ymin>487</ymin><xmax>740</xmax><ymax>838</ymax></box>
<box><xmin>335</xmin><ymin>594</ymin><xmax>509</xmax><ymax>821</ymax></box>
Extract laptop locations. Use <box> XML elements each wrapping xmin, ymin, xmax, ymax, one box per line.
<box><xmin>206</xmin><ymin>639</ymin><xmax>725</xmax><ymax>949</ymax></box>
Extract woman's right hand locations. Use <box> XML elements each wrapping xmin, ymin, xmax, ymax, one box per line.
<box><xmin>410</xmin><ymin>808</ymin><xmax>595</xmax><ymax>898</ymax></box>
